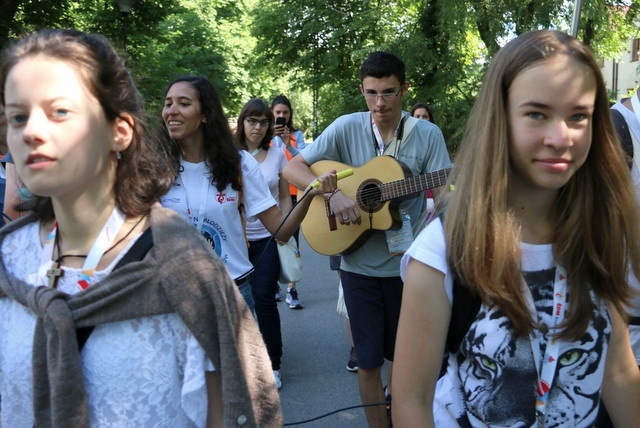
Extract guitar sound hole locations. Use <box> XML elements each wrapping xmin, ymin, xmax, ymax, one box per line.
<box><xmin>358</xmin><ymin>181</ymin><xmax>383</xmax><ymax>213</ymax></box>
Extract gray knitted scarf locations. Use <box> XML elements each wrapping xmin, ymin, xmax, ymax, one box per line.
<box><xmin>0</xmin><ymin>204</ymin><xmax>282</xmax><ymax>427</ymax></box>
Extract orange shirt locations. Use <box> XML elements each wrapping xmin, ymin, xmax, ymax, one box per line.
<box><xmin>271</xmin><ymin>133</ymin><xmax>299</xmax><ymax>196</ymax></box>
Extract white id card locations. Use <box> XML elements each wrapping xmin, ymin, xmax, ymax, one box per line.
<box><xmin>385</xmin><ymin>209</ymin><xmax>413</xmax><ymax>255</ymax></box>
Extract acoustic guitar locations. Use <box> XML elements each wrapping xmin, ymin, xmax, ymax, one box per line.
<box><xmin>300</xmin><ymin>156</ymin><xmax>451</xmax><ymax>255</ymax></box>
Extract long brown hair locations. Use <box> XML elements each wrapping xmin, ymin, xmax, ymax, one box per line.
<box><xmin>0</xmin><ymin>29</ymin><xmax>174</xmax><ymax>221</ymax></box>
<box><xmin>160</xmin><ymin>75</ymin><xmax>242</xmax><ymax>191</ymax></box>
<box><xmin>444</xmin><ymin>29</ymin><xmax>640</xmax><ymax>339</ymax></box>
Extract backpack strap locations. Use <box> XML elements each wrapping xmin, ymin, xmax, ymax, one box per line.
<box><xmin>76</xmin><ymin>228</ymin><xmax>154</xmax><ymax>350</ymax></box>
<box><xmin>445</xmin><ymin>272</ymin><xmax>482</xmax><ymax>354</ymax></box>
<box><xmin>438</xmin><ymin>270</ymin><xmax>482</xmax><ymax>378</ymax></box>
<box><xmin>611</xmin><ymin>108</ymin><xmax>633</xmax><ymax>169</ymax></box>
<box><xmin>437</xmin><ymin>212</ymin><xmax>483</xmax><ymax>377</ymax></box>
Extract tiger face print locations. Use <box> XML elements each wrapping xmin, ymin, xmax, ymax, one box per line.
<box><xmin>452</xmin><ymin>268</ymin><xmax>610</xmax><ymax>427</ymax></box>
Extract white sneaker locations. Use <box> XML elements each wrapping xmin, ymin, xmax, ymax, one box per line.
<box><xmin>286</xmin><ymin>287</ymin><xmax>304</xmax><ymax>309</ymax></box>
<box><xmin>273</xmin><ymin>370</ymin><xmax>282</xmax><ymax>389</ymax></box>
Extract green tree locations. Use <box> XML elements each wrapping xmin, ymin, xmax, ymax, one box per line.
<box><xmin>2</xmin><ymin>0</ymin><xmax>272</xmax><ymax>120</ymax></box>
<box><xmin>1</xmin><ymin>0</ymin><xmax>180</xmax><ymax>114</ymax></box>
<box><xmin>1</xmin><ymin>0</ymin><xmax>71</xmax><ymax>46</ymax></box>
<box><xmin>252</xmin><ymin>0</ymin><xmax>417</xmax><ymax>135</ymax></box>
<box><xmin>579</xmin><ymin>0</ymin><xmax>639</xmax><ymax>58</ymax></box>
<box><xmin>3</xmin><ymin>0</ymin><xmax>639</xmax><ymax>152</ymax></box>
<box><xmin>399</xmin><ymin>0</ymin><xmax>639</xmax><ymax>151</ymax></box>
<box><xmin>133</xmin><ymin>0</ymin><xmax>276</xmax><ymax>118</ymax></box>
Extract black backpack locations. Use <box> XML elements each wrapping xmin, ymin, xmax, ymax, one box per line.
<box><xmin>445</xmin><ymin>273</ymin><xmax>481</xmax><ymax>354</ymax></box>
<box><xmin>438</xmin><ymin>271</ymin><xmax>481</xmax><ymax>377</ymax></box>
<box><xmin>438</xmin><ymin>211</ymin><xmax>482</xmax><ymax>376</ymax></box>
<box><xmin>611</xmin><ymin>108</ymin><xmax>633</xmax><ymax>169</ymax></box>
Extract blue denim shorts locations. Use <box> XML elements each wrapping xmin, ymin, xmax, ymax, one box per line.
<box><xmin>235</xmin><ymin>276</ymin><xmax>256</xmax><ymax>314</ymax></box>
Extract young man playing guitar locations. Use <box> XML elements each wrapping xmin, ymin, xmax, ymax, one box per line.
<box><xmin>284</xmin><ymin>51</ymin><xmax>451</xmax><ymax>427</ymax></box>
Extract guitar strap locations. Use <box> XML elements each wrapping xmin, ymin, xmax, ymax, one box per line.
<box><xmin>383</xmin><ymin>115</ymin><xmax>421</xmax><ymax>254</ymax></box>
<box><xmin>384</xmin><ymin>115</ymin><xmax>419</xmax><ymax>158</ymax></box>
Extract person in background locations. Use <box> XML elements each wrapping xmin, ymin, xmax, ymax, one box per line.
<box><xmin>159</xmin><ymin>76</ymin><xmax>335</xmax><ymax>314</ymax></box>
<box><xmin>393</xmin><ymin>29</ymin><xmax>640</xmax><ymax>427</ymax></box>
<box><xmin>271</xmin><ymin>94</ymin><xmax>305</xmax><ymax>309</ymax></box>
<box><xmin>0</xmin><ymin>105</ymin><xmax>6</xmax><ymax>217</ymax></box>
<box><xmin>285</xmin><ymin>51</ymin><xmax>451</xmax><ymax>427</ymax></box>
<box><xmin>410</xmin><ymin>103</ymin><xmax>438</xmax><ymax>218</ymax></box>
<box><xmin>2</xmin><ymin>151</ymin><xmax>31</xmax><ymax>223</ymax></box>
<box><xmin>611</xmin><ymin>87</ymin><xmax>640</xmax><ymax>368</ymax></box>
<box><xmin>2</xmin><ymin>98</ymin><xmax>33</xmax><ymax>224</ymax></box>
<box><xmin>0</xmin><ymin>28</ymin><xmax>282</xmax><ymax>427</ymax></box>
<box><xmin>234</xmin><ymin>98</ymin><xmax>289</xmax><ymax>389</ymax></box>
<box><xmin>410</xmin><ymin>102</ymin><xmax>434</xmax><ymax>123</ymax></box>
<box><xmin>592</xmin><ymin>85</ymin><xmax>640</xmax><ymax>427</ymax></box>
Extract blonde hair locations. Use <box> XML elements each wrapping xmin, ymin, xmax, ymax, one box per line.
<box><xmin>445</xmin><ymin>29</ymin><xmax>640</xmax><ymax>338</ymax></box>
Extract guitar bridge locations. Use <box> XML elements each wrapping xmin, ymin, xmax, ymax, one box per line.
<box><xmin>324</xmin><ymin>198</ymin><xmax>338</xmax><ymax>231</ymax></box>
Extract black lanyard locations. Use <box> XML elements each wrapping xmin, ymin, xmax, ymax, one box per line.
<box><xmin>370</xmin><ymin>113</ymin><xmax>406</xmax><ymax>157</ymax></box>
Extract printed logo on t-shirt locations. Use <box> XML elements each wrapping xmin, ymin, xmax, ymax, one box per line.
<box><xmin>160</xmin><ymin>196</ymin><xmax>182</xmax><ymax>205</ymax></box>
<box><xmin>197</xmin><ymin>216</ymin><xmax>228</xmax><ymax>264</ymax></box>
<box><xmin>215</xmin><ymin>191</ymin><xmax>237</xmax><ymax>205</ymax></box>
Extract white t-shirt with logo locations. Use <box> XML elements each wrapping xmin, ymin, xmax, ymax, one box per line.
<box><xmin>161</xmin><ymin>150</ymin><xmax>276</xmax><ymax>280</ymax></box>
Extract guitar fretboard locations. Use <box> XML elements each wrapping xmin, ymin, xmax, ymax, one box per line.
<box><xmin>381</xmin><ymin>167</ymin><xmax>451</xmax><ymax>201</ymax></box>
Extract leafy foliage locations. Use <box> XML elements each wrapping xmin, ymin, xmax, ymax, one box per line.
<box><xmin>1</xmin><ymin>0</ymin><xmax>639</xmax><ymax>151</ymax></box>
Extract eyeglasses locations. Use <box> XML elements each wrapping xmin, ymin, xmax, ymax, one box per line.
<box><xmin>362</xmin><ymin>87</ymin><xmax>402</xmax><ymax>101</ymax></box>
<box><xmin>245</xmin><ymin>118</ymin><xmax>270</xmax><ymax>127</ymax></box>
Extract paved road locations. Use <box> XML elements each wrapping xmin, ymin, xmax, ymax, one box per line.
<box><xmin>277</xmin><ymin>235</ymin><xmax>389</xmax><ymax>427</ymax></box>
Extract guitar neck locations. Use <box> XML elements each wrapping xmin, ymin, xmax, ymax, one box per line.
<box><xmin>381</xmin><ymin>167</ymin><xmax>451</xmax><ymax>201</ymax></box>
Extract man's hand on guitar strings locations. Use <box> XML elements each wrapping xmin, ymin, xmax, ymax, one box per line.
<box><xmin>329</xmin><ymin>190</ymin><xmax>362</xmax><ymax>225</ymax></box>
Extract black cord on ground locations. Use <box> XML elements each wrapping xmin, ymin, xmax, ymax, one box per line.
<box><xmin>284</xmin><ymin>401</ymin><xmax>390</xmax><ymax>426</ymax></box>
<box><xmin>255</xmin><ymin>187</ymin><xmax>393</xmax><ymax>426</ymax></box>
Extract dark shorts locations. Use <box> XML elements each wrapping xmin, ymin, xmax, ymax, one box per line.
<box><xmin>341</xmin><ymin>270</ymin><xmax>403</xmax><ymax>370</ymax></box>
<box><xmin>329</xmin><ymin>255</ymin><xmax>341</xmax><ymax>271</ymax></box>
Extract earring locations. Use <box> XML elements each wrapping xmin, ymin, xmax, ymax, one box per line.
<box><xmin>116</xmin><ymin>151</ymin><xmax>122</xmax><ymax>160</ymax></box>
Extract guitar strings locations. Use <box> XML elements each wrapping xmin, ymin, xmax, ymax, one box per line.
<box><xmin>347</xmin><ymin>179</ymin><xmax>445</xmax><ymax>201</ymax></box>
<box><xmin>350</xmin><ymin>168</ymin><xmax>451</xmax><ymax>202</ymax></box>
